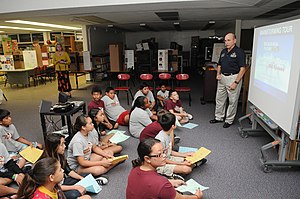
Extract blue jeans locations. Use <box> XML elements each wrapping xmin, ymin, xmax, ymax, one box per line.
<box><xmin>63</xmin><ymin>173</ymin><xmax>89</xmax><ymax>199</ymax></box>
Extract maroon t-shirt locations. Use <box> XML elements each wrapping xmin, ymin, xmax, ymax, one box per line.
<box><xmin>165</xmin><ymin>99</ymin><xmax>182</xmax><ymax>113</ymax></box>
<box><xmin>88</xmin><ymin>100</ymin><xmax>105</xmax><ymax>112</ymax></box>
<box><xmin>139</xmin><ymin>121</ymin><xmax>162</xmax><ymax>142</ymax></box>
<box><xmin>126</xmin><ymin>167</ymin><xmax>176</xmax><ymax>199</ymax></box>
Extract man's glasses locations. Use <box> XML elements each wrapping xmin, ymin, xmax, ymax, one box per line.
<box><xmin>148</xmin><ymin>149</ymin><xmax>168</xmax><ymax>158</ymax></box>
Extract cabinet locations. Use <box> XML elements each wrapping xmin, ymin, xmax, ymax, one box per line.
<box><xmin>109</xmin><ymin>43</ymin><xmax>123</xmax><ymax>72</ymax></box>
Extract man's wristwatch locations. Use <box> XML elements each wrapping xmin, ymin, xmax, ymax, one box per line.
<box><xmin>234</xmin><ymin>80</ymin><xmax>239</xmax><ymax>84</ymax></box>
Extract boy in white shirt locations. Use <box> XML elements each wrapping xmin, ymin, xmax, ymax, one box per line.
<box><xmin>155</xmin><ymin>113</ymin><xmax>205</xmax><ymax>177</ymax></box>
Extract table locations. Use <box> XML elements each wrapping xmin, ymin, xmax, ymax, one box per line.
<box><xmin>0</xmin><ymin>68</ymin><xmax>35</xmax><ymax>87</ymax></box>
<box><xmin>70</xmin><ymin>71</ymin><xmax>88</xmax><ymax>90</ymax></box>
<box><xmin>39</xmin><ymin>100</ymin><xmax>86</xmax><ymax>142</ymax></box>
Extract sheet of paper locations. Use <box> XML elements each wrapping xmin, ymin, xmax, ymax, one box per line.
<box><xmin>109</xmin><ymin>133</ymin><xmax>130</xmax><ymax>144</ymax></box>
<box><xmin>19</xmin><ymin>146</ymin><xmax>44</xmax><ymax>164</ymax></box>
<box><xmin>176</xmin><ymin>179</ymin><xmax>209</xmax><ymax>194</ymax></box>
<box><xmin>182</xmin><ymin>122</ymin><xmax>199</xmax><ymax>129</ymax></box>
<box><xmin>106</xmin><ymin>129</ymin><xmax>126</xmax><ymax>135</ymax></box>
<box><xmin>75</xmin><ymin>174</ymin><xmax>102</xmax><ymax>193</ymax></box>
<box><xmin>179</xmin><ymin>146</ymin><xmax>198</xmax><ymax>153</ymax></box>
<box><xmin>185</xmin><ymin>147</ymin><xmax>211</xmax><ymax>164</ymax></box>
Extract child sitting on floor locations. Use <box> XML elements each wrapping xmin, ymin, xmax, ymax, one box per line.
<box><xmin>156</xmin><ymin>83</ymin><xmax>169</xmax><ymax>108</ymax></box>
<box><xmin>155</xmin><ymin>113</ymin><xmax>205</xmax><ymax>177</ymax></box>
<box><xmin>0</xmin><ymin>109</ymin><xmax>43</xmax><ymax>154</ymax></box>
<box><xmin>17</xmin><ymin>157</ymin><xmax>74</xmax><ymax>199</ymax></box>
<box><xmin>129</xmin><ymin>96</ymin><xmax>153</xmax><ymax>138</ymax></box>
<box><xmin>88</xmin><ymin>85</ymin><xmax>114</xmax><ymax>131</ymax></box>
<box><xmin>67</xmin><ymin>115</ymin><xmax>118</xmax><ymax>177</ymax></box>
<box><xmin>89</xmin><ymin>108</ymin><xmax>123</xmax><ymax>154</ymax></box>
<box><xmin>0</xmin><ymin>142</ymin><xmax>25</xmax><ymax>198</ymax></box>
<box><xmin>133</xmin><ymin>83</ymin><xmax>157</xmax><ymax>121</ymax></box>
<box><xmin>165</xmin><ymin>90</ymin><xmax>193</xmax><ymax>124</ymax></box>
<box><xmin>45</xmin><ymin>133</ymin><xmax>92</xmax><ymax>199</ymax></box>
<box><xmin>101</xmin><ymin>87</ymin><xmax>130</xmax><ymax>127</ymax></box>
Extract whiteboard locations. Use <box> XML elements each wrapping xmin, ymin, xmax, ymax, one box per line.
<box><xmin>248</xmin><ymin>18</ymin><xmax>300</xmax><ymax>139</ymax></box>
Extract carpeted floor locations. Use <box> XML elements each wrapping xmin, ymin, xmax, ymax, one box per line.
<box><xmin>1</xmin><ymin>73</ymin><xmax>299</xmax><ymax>199</ymax></box>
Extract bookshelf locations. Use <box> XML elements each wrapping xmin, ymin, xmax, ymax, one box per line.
<box><xmin>92</xmin><ymin>54</ymin><xmax>110</xmax><ymax>81</ymax></box>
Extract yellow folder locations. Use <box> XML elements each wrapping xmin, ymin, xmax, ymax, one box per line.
<box><xmin>109</xmin><ymin>155</ymin><xmax>128</xmax><ymax>165</ymax></box>
<box><xmin>19</xmin><ymin>146</ymin><xmax>44</xmax><ymax>164</ymax></box>
<box><xmin>185</xmin><ymin>147</ymin><xmax>211</xmax><ymax>164</ymax></box>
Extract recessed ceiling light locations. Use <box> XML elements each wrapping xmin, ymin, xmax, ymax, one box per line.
<box><xmin>107</xmin><ymin>24</ymin><xmax>114</xmax><ymax>28</ymax></box>
<box><xmin>140</xmin><ymin>23</ymin><xmax>146</xmax><ymax>27</ymax></box>
<box><xmin>0</xmin><ymin>25</ymin><xmax>51</xmax><ymax>31</ymax></box>
<box><xmin>5</xmin><ymin>20</ymin><xmax>81</xmax><ymax>30</ymax></box>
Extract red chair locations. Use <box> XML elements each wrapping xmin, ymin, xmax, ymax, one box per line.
<box><xmin>140</xmin><ymin>73</ymin><xmax>154</xmax><ymax>90</ymax></box>
<box><xmin>156</xmin><ymin>73</ymin><xmax>172</xmax><ymax>90</ymax></box>
<box><xmin>33</xmin><ymin>66</ymin><xmax>47</xmax><ymax>86</ymax></box>
<box><xmin>115</xmin><ymin>74</ymin><xmax>134</xmax><ymax>105</ymax></box>
<box><xmin>175</xmin><ymin>73</ymin><xmax>191</xmax><ymax>106</ymax></box>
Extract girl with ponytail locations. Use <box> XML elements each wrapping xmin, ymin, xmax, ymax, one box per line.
<box><xmin>129</xmin><ymin>96</ymin><xmax>153</xmax><ymax>138</ymax></box>
<box><xmin>17</xmin><ymin>157</ymin><xmax>66</xmax><ymax>199</ymax></box>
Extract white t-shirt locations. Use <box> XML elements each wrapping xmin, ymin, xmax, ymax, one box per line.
<box><xmin>0</xmin><ymin>124</ymin><xmax>24</xmax><ymax>153</ymax></box>
<box><xmin>67</xmin><ymin>131</ymin><xmax>96</xmax><ymax>171</ymax></box>
<box><xmin>155</xmin><ymin>130</ymin><xmax>172</xmax><ymax>158</ymax></box>
<box><xmin>157</xmin><ymin>90</ymin><xmax>169</xmax><ymax>100</ymax></box>
<box><xmin>102</xmin><ymin>95</ymin><xmax>126</xmax><ymax>121</ymax></box>
<box><xmin>0</xmin><ymin>142</ymin><xmax>10</xmax><ymax>170</ymax></box>
<box><xmin>132</xmin><ymin>90</ymin><xmax>155</xmax><ymax>106</ymax></box>
<box><xmin>129</xmin><ymin>107</ymin><xmax>152</xmax><ymax>138</ymax></box>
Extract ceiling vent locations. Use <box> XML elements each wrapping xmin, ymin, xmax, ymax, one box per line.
<box><xmin>155</xmin><ymin>12</ymin><xmax>179</xmax><ymax>21</ymax></box>
<box><xmin>255</xmin><ymin>1</ymin><xmax>300</xmax><ymax>18</ymax></box>
<box><xmin>72</xmin><ymin>16</ymin><xmax>113</xmax><ymax>24</ymax></box>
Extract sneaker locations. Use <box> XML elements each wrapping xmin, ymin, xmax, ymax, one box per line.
<box><xmin>174</xmin><ymin>135</ymin><xmax>181</xmax><ymax>144</ymax></box>
<box><xmin>96</xmin><ymin>176</ymin><xmax>109</xmax><ymax>185</ymax></box>
<box><xmin>172</xmin><ymin>174</ymin><xmax>185</xmax><ymax>181</ymax></box>
<box><xmin>187</xmin><ymin>114</ymin><xmax>193</xmax><ymax>120</ymax></box>
<box><xmin>194</xmin><ymin>158</ymin><xmax>207</xmax><ymax>167</ymax></box>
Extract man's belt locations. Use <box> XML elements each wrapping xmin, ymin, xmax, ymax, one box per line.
<box><xmin>222</xmin><ymin>72</ymin><xmax>238</xmax><ymax>76</ymax></box>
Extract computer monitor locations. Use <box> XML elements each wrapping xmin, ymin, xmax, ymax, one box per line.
<box><xmin>39</xmin><ymin>100</ymin><xmax>52</xmax><ymax>113</ymax></box>
<box><xmin>58</xmin><ymin>92</ymin><xmax>68</xmax><ymax>103</ymax></box>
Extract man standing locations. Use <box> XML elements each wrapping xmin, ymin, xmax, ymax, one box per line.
<box><xmin>210</xmin><ymin>32</ymin><xmax>246</xmax><ymax>128</ymax></box>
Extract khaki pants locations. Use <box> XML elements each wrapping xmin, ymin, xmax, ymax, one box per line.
<box><xmin>215</xmin><ymin>74</ymin><xmax>242</xmax><ymax>124</ymax></box>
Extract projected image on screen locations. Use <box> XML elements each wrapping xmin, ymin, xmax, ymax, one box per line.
<box><xmin>253</xmin><ymin>34</ymin><xmax>294</xmax><ymax>101</ymax></box>
<box><xmin>248</xmin><ymin>18</ymin><xmax>300</xmax><ymax>138</ymax></box>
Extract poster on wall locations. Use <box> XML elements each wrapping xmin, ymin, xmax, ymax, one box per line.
<box><xmin>0</xmin><ymin>55</ymin><xmax>15</xmax><ymax>70</ymax></box>
<box><xmin>23</xmin><ymin>50</ymin><xmax>37</xmax><ymax>69</ymax></box>
<box><xmin>2</xmin><ymin>36</ymin><xmax>12</xmax><ymax>55</ymax></box>
<box><xmin>211</xmin><ymin>43</ymin><xmax>225</xmax><ymax>63</ymax></box>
